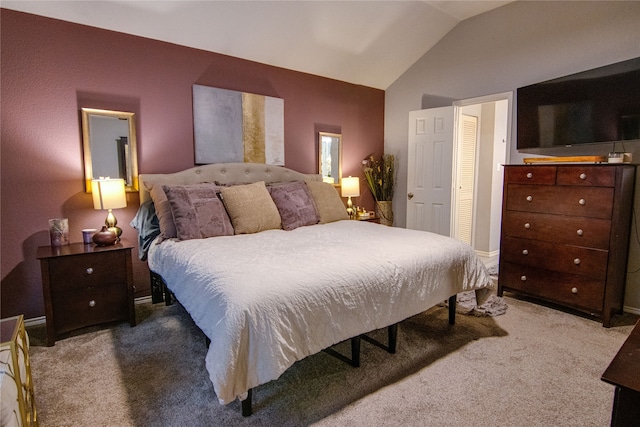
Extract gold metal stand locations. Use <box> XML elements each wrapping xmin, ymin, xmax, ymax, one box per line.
<box><xmin>1</xmin><ymin>315</ymin><xmax>38</xmax><ymax>426</ymax></box>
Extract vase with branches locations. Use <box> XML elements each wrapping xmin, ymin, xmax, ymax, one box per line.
<box><xmin>362</xmin><ymin>154</ymin><xmax>396</xmax><ymax>225</ymax></box>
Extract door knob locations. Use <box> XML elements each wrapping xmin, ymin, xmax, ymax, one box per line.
<box><xmin>408</xmin><ymin>193</ymin><xmax>414</xmax><ymax>199</ymax></box>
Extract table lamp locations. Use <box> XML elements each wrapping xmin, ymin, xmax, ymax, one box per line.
<box><xmin>341</xmin><ymin>176</ymin><xmax>360</xmax><ymax>219</ymax></box>
<box><xmin>92</xmin><ymin>177</ymin><xmax>127</xmax><ymax>240</ymax></box>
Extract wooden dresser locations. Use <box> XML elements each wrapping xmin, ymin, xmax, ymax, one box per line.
<box><xmin>498</xmin><ymin>164</ymin><xmax>635</xmax><ymax>327</ymax></box>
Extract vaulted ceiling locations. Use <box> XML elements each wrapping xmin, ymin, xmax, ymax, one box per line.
<box><xmin>2</xmin><ymin>1</ymin><xmax>513</xmax><ymax>89</ymax></box>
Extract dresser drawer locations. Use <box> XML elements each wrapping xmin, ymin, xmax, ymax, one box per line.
<box><xmin>501</xmin><ymin>236</ymin><xmax>608</xmax><ymax>280</ymax></box>
<box><xmin>502</xmin><ymin>211</ymin><xmax>612</xmax><ymax>249</ymax></box>
<box><xmin>47</xmin><ymin>251</ymin><xmax>127</xmax><ymax>292</ymax></box>
<box><xmin>500</xmin><ymin>262</ymin><xmax>604</xmax><ymax>312</ymax></box>
<box><xmin>506</xmin><ymin>184</ymin><xmax>614</xmax><ymax>219</ymax></box>
<box><xmin>556</xmin><ymin>166</ymin><xmax>615</xmax><ymax>187</ymax></box>
<box><xmin>51</xmin><ymin>285</ymin><xmax>129</xmax><ymax>335</ymax></box>
<box><xmin>505</xmin><ymin>166</ymin><xmax>556</xmax><ymax>185</ymax></box>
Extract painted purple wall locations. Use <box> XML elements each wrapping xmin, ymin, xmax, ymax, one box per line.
<box><xmin>1</xmin><ymin>9</ymin><xmax>384</xmax><ymax>319</ymax></box>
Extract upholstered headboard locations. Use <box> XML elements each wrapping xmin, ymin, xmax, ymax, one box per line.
<box><xmin>139</xmin><ymin>163</ymin><xmax>322</xmax><ymax>203</ymax></box>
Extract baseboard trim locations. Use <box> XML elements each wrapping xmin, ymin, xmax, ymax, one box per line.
<box><xmin>475</xmin><ymin>249</ymin><xmax>500</xmax><ymax>258</ymax></box>
<box><xmin>23</xmin><ymin>296</ymin><xmax>154</xmax><ymax>327</ymax></box>
<box><xmin>24</xmin><ymin>316</ymin><xmax>46</xmax><ymax>328</ymax></box>
<box><xmin>623</xmin><ymin>305</ymin><xmax>640</xmax><ymax>316</ymax></box>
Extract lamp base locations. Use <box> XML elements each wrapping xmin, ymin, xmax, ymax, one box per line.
<box><xmin>105</xmin><ymin>209</ymin><xmax>122</xmax><ymax>242</ymax></box>
<box><xmin>347</xmin><ymin>196</ymin><xmax>355</xmax><ymax>219</ymax></box>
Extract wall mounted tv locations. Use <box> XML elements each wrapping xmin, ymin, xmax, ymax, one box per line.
<box><xmin>517</xmin><ymin>57</ymin><xmax>640</xmax><ymax>150</ymax></box>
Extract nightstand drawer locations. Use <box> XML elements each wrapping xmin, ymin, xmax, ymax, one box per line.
<box><xmin>500</xmin><ymin>262</ymin><xmax>604</xmax><ymax>312</ymax></box>
<box><xmin>501</xmin><ymin>236</ymin><xmax>608</xmax><ymax>280</ymax></box>
<box><xmin>501</xmin><ymin>211</ymin><xmax>612</xmax><ymax>249</ymax></box>
<box><xmin>51</xmin><ymin>285</ymin><xmax>129</xmax><ymax>335</ymax></box>
<box><xmin>506</xmin><ymin>184</ymin><xmax>614</xmax><ymax>219</ymax></box>
<box><xmin>48</xmin><ymin>251</ymin><xmax>127</xmax><ymax>292</ymax></box>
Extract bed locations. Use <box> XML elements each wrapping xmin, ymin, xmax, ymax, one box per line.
<box><xmin>133</xmin><ymin>163</ymin><xmax>494</xmax><ymax>416</ymax></box>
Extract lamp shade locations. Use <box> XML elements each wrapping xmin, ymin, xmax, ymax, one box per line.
<box><xmin>341</xmin><ymin>176</ymin><xmax>360</xmax><ymax>197</ymax></box>
<box><xmin>92</xmin><ymin>178</ymin><xmax>127</xmax><ymax>210</ymax></box>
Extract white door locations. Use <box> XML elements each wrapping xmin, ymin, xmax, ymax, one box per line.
<box><xmin>406</xmin><ymin>107</ymin><xmax>455</xmax><ymax>235</ymax></box>
<box><xmin>454</xmin><ymin>114</ymin><xmax>478</xmax><ymax>244</ymax></box>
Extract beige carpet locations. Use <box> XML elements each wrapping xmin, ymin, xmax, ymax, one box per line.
<box><xmin>27</xmin><ymin>295</ymin><xmax>637</xmax><ymax>427</ymax></box>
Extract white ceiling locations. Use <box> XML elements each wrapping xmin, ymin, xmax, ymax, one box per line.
<box><xmin>2</xmin><ymin>1</ymin><xmax>512</xmax><ymax>89</ymax></box>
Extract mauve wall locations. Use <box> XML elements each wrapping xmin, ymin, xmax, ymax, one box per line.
<box><xmin>0</xmin><ymin>9</ymin><xmax>384</xmax><ymax>319</ymax></box>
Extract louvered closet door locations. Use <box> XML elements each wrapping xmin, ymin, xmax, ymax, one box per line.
<box><xmin>456</xmin><ymin>114</ymin><xmax>478</xmax><ymax>245</ymax></box>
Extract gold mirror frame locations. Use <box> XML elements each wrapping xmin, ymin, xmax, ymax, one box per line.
<box><xmin>318</xmin><ymin>132</ymin><xmax>342</xmax><ymax>186</ymax></box>
<box><xmin>82</xmin><ymin>108</ymin><xmax>138</xmax><ymax>193</ymax></box>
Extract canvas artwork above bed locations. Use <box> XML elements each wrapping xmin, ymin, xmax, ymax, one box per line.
<box><xmin>131</xmin><ymin>163</ymin><xmax>494</xmax><ymax>415</ymax></box>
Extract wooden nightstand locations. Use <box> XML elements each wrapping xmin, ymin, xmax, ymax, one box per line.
<box><xmin>37</xmin><ymin>240</ymin><xmax>136</xmax><ymax>346</ymax></box>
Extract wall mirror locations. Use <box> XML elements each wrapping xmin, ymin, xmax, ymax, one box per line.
<box><xmin>82</xmin><ymin>108</ymin><xmax>138</xmax><ymax>192</ymax></box>
<box><xmin>318</xmin><ymin>132</ymin><xmax>342</xmax><ymax>186</ymax></box>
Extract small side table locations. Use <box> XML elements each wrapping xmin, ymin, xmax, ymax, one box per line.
<box><xmin>1</xmin><ymin>315</ymin><xmax>38</xmax><ymax>426</ymax></box>
<box><xmin>37</xmin><ymin>240</ymin><xmax>136</xmax><ymax>346</ymax></box>
<box><xmin>601</xmin><ymin>320</ymin><xmax>640</xmax><ymax>426</ymax></box>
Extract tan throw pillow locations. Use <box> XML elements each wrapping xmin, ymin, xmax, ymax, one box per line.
<box><xmin>220</xmin><ymin>181</ymin><xmax>282</xmax><ymax>234</ymax></box>
<box><xmin>163</xmin><ymin>184</ymin><xmax>234</xmax><ymax>240</ymax></box>
<box><xmin>305</xmin><ymin>181</ymin><xmax>349</xmax><ymax>223</ymax></box>
<box><xmin>147</xmin><ymin>183</ymin><xmax>178</xmax><ymax>242</ymax></box>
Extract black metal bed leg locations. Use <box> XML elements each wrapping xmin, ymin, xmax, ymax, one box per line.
<box><xmin>351</xmin><ymin>336</ymin><xmax>361</xmax><ymax>367</ymax></box>
<box><xmin>164</xmin><ymin>282</ymin><xmax>173</xmax><ymax>306</ymax></box>
<box><xmin>241</xmin><ymin>389</ymin><xmax>252</xmax><ymax>417</ymax></box>
<box><xmin>448</xmin><ymin>295</ymin><xmax>456</xmax><ymax>325</ymax></box>
<box><xmin>387</xmin><ymin>324</ymin><xmax>397</xmax><ymax>354</ymax></box>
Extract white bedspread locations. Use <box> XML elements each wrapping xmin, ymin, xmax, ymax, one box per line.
<box><xmin>148</xmin><ymin>220</ymin><xmax>493</xmax><ymax>404</ymax></box>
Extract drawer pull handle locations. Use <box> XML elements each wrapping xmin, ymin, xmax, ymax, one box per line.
<box><xmin>526</xmin><ymin>172</ymin><xmax>533</xmax><ymax>179</ymax></box>
<box><xmin>522</xmin><ymin>249</ymin><xmax>529</xmax><ymax>255</ymax></box>
<box><xmin>524</xmin><ymin>223</ymin><xmax>531</xmax><ymax>229</ymax></box>
<box><xmin>89</xmin><ymin>300</ymin><xmax>96</xmax><ymax>307</ymax></box>
<box><xmin>574</xmin><ymin>258</ymin><xmax>581</xmax><ymax>265</ymax></box>
<box><xmin>579</xmin><ymin>173</ymin><xmax>587</xmax><ymax>180</ymax></box>
<box><xmin>577</xmin><ymin>229</ymin><xmax>583</xmax><ymax>236</ymax></box>
<box><xmin>526</xmin><ymin>195</ymin><xmax>533</xmax><ymax>202</ymax></box>
<box><xmin>578</xmin><ymin>198</ymin><xmax>586</xmax><ymax>206</ymax></box>
<box><xmin>571</xmin><ymin>287</ymin><xmax>578</xmax><ymax>294</ymax></box>
<box><xmin>86</xmin><ymin>267</ymin><xmax>94</xmax><ymax>275</ymax></box>
<box><xmin>520</xmin><ymin>275</ymin><xmax>527</xmax><ymax>282</ymax></box>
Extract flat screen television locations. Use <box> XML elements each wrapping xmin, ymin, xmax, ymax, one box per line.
<box><xmin>517</xmin><ymin>57</ymin><xmax>640</xmax><ymax>150</ymax></box>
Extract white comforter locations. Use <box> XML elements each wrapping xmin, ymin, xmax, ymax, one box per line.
<box><xmin>148</xmin><ymin>220</ymin><xmax>493</xmax><ymax>405</ymax></box>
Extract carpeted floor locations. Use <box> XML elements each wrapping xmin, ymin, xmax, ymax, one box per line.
<box><xmin>26</xmin><ymin>290</ymin><xmax>638</xmax><ymax>427</ymax></box>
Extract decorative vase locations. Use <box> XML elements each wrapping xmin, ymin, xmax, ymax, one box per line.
<box><xmin>375</xmin><ymin>201</ymin><xmax>393</xmax><ymax>226</ymax></box>
<box><xmin>48</xmin><ymin>218</ymin><xmax>69</xmax><ymax>246</ymax></box>
<box><xmin>92</xmin><ymin>226</ymin><xmax>117</xmax><ymax>246</ymax></box>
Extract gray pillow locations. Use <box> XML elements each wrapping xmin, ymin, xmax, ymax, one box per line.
<box><xmin>163</xmin><ymin>184</ymin><xmax>234</xmax><ymax>240</ymax></box>
<box><xmin>268</xmin><ymin>181</ymin><xmax>319</xmax><ymax>230</ymax></box>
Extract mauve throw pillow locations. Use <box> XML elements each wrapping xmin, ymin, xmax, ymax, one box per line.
<box><xmin>268</xmin><ymin>181</ymin><xmax>319</xmax><ymax>230</ymax></box>
<box><xmin>220</xmin><ymin>181</ymin><xmax>282</xmax><ymax>234</ymax></box>
<box><xmin>163</xmin><ymin>184</ymin><xmax>234</xmax><ymax>240</ymax></box>
<box><xmin>305</xmin><ymin>181</ymin><xmax>349</xmax><ymax>223</ymax></box>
